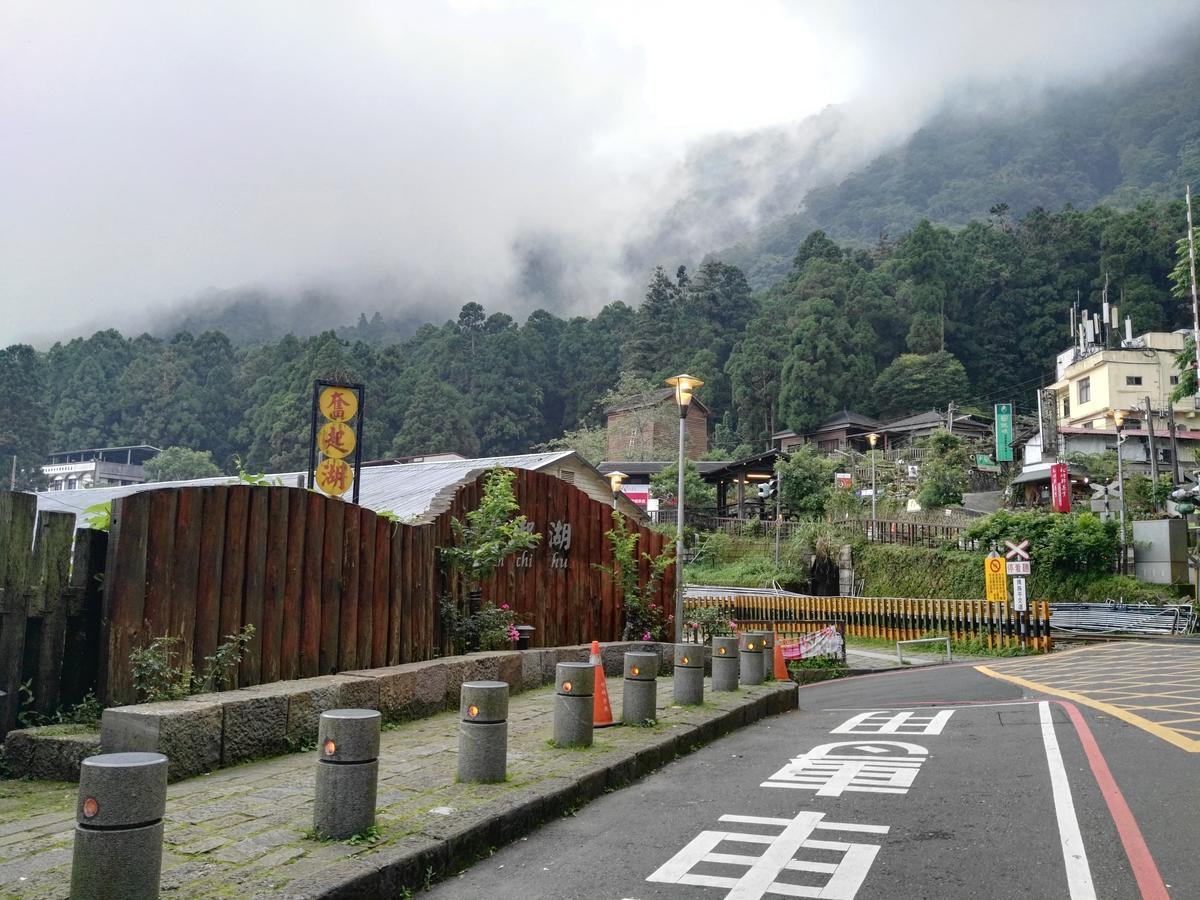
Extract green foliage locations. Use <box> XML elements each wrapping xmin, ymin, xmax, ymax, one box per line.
<box><xmin>439</xmin><ymin>596</ymin><xmax>520</xmax><ymax>655</ymax></box>
<box><xmin>440</xmin><ymin>466</ymin><xmax>541</xmax><ymax>595</ymax></box>
<box><xmin>683</xmin><ymin>605</ymin><xmax>737</xmax><ymax>643</ymax></box>
<box><xmin>1064</xmin><ymin>451</ymin><xmax>1118</xmax><ymax>485</ymax></box>
<box><xmin>17</xmin><ymin>686</ymin><xmax>105</xmax><ymax>729</ymax></box>
<box><xmin>776</xmin><ymin>446</ymin><xmax>837</xmax><ymax>518</ymax></box>
<box><xmin>964</xmin><ymin>509</ymin><xmax>1118</xmax><ymax>576</ymax></box>
<box><xmin>233</xmin><ymin>456</ymin><xmax>282</xmax><ymax>486</ymax></box>
<box><xmin>594</xmin><ymin>509</ymin><xmax>675</xmax><ymax>640</ymax></box>
<box><xmin>650</xmin><ymin>460</ymin><xmax>716</xmax><ymax>509</ymax></box>
<box><xmin>872</xmin><ymin>351</ymin><xmax>969</xmax><ymax>420</ymax></box>
<box><xmin>144</xmin><ymin>446</ymin><xmax>223</xmax><ymax>482</ymax></box>
<box><xmin>916</xmin><ymin>429</ymin><xmax>968</xmax><ymax>509</ymax></box>
<box><xmin>129</xmin><ymin>625</ymin><xmax>256</xmax><ymax>702</ymax></box>
<box><xmin>82</xmin><ymin>501</ymin><xmax>112</xmax><ymax>532</ymax></box>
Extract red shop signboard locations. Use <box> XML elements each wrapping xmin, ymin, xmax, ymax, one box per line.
<box><xmin>1050</xmin><ymin>462</ymin><xmax>1071</xmax><ymax>513</ymax></box>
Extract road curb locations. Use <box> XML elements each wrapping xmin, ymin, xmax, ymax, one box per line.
<box><xmin>282</xmin><ymin>682</ymin><xmax>798</xmax><ymax>898</ymax></box>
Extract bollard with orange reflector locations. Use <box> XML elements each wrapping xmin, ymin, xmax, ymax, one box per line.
<box><xmin>554</xmin><ymin>662</ymin><xmax>595</xmax><ymax>748</ymax></box>
<box><xmin>314</xmin><ymin>708</ymin><xmax>380</xmax><ymax>840</ymax></box>
<box><xmin>70</xmin><ymin>751</ymin><xmax>167</xmax><ymax>900</ymax></box>
<box><xmin>739</xmin><ymin>632</ymin><xmax>764</xmax><ymax>686</ymax></box>
<box><xmin>458</xmin><ymin>681</ymin><xmax>509</xmax><ymax>783</ymax></box>
<box><xmin>711</xmin><ymin>635</ymin><xmax>739</xmax><ymax>691</ymax></box>
<box><xmin>673</xmin><ymin>643</ymin><xmax>704</xmax><ymax>705</ymax></box>
<box><xmin>622</xmin><ymin>651</ymin><xmax>658</xmax><ymax>725</ymax></box>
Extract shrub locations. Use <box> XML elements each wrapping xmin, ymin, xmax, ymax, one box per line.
<box><xmin>130</xmin><ymin>625</ymin><xmax>256</xmax><ymax>702</ymax></box>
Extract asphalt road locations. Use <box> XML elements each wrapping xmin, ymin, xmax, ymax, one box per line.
<box><xmin>426</xmin><ymin>653</ymin><xmax>1199</xmax><ymax>900</ymax></box>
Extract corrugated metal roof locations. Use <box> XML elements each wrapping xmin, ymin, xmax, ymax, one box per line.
<box><xmin>37</xmin><ymin>451</ymin><xmax>577</xmax><ymax>528</ymax></box>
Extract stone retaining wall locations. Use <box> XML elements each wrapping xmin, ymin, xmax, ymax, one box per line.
<box><xmin>4</xmin><ymin>642</ymin><xmax>679</xmax><ymax>782</ymax></box>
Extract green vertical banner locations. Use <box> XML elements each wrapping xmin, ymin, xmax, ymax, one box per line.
<box><xmin>995</xmin><ymin>403</ymin><xmax>1014</xmax><ymax>462</ymax></box>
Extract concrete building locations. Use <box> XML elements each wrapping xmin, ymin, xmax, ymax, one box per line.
<box><xmin>42</xmin><ymin>445</ymin><xmax>160</xmax><ymax>491</ymax></box>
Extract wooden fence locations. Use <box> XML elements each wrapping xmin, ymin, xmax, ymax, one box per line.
<box><xmin>0</xmin><ymin>492</ymin><xmax>107</xmax><ymax>737</ymax></box>
<box><xmin>685</xmin><ymin>593</ymin><xmax>1052</xmax><ymax>651</ymax></box>
<box><xmin>1</xmin><ymin>470</ymin><xmax>671</xmax><ymax>730</ymax></box>
<box><xmin>845</xmin><ymin>519</ymin><xmax>979</xmax><ymax>549</ymax></box>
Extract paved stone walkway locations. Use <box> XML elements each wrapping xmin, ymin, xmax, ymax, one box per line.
<box><xmin>0</xmin><ymin>676</ymin><xmax>791</xmax><ymax>899</ymax></box>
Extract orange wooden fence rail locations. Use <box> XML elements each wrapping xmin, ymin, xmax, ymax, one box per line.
<box><xmin>685</xmin><ymin>593</ymin><xmax>1051</xmax><ymax>652</ymax></box>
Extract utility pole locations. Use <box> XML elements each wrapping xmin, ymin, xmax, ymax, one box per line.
<box><xmin>9</xmin><ymin>456</ymin><xmax>15</xmax><ymax>491</ymax></box>
<box><xmin>774</xmin><ymin>464</ymin><xmax>783</xmax><ymax>565</ymax></box>
<box><xmin>1168</xmin><ymin>404</ymin><xmax>1182</xmax><ymax>486</ymax></box>
<box><xmin>946</xmin><ymin>402</ymin><xmax>956</xmax><ymax>435</ymax></box>
<box><xmin>1145</xmin><ymin>396</ymin><xmax>1160</xmax><ymax>510</ymax></box>
<box><xmin>1186</xmin><ymin>186</ymin><xmax>1200</xmax><ymax>403</ymax></box>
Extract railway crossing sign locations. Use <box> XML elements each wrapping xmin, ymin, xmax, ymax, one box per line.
<box><xmin>1004</xmin><ymin>539</ymin><xmax>1030</xmax><ymax>560</ymax></box>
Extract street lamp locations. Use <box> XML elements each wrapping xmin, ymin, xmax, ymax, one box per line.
<box><xmin>1114</xmin><ymin>408</ymin><xmax>1127</xmax><ymax>573</ymax></box>
<box><xmin>866</xmin><ymin>433</ymin><xmax>879</xmax><ymax>540</ymax></box>
<box><xmin>606</xmin><ymin>470</ymin><xmax>627</xmax><ymax>509</ymax></box>
<box><xmin>665</xmin><ymin>374</ymin><xmax>703</xmax><ymax>643</ymax></box>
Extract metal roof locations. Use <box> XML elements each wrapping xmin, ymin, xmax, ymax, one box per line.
<box><xmin>37</xmin><ymin>451</ymin><xmax>578</xmax><ymax>528</ymax></box>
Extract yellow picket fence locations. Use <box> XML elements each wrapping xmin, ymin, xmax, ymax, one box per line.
<box><xmin>684</xmin><ymin>594</ymin><xmax>1052</xmax><ymax>652</ymax></box>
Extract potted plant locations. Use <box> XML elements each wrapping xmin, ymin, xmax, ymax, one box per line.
<box><xmin>440</xmin><ymin>466</ymin><xmax>541</xmax><ymax>651</ymax></box>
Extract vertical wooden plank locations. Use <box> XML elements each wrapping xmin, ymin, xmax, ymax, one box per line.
<box><xmin>320</xmin><ymin>497</ymin><xmax>345</xmax><ymax>674</ymax></box>
<box><xmin>192</xmin><ymin>488</ymin><xmax>227</xmax><ymax>672</ymax></box>
<box><xmin>371</xmin><ymin>517</ymin><xmax>389</xmax><ymax>668</ymax></box>
<box><xmin>356</xmin><ymin>509</ymin><xmax>376</xmax><ymax>669</ymax></box>
<box><xmin>32</xmin><ymin>512</ymin><xmax>77</xmax><ymax>716</ymax></box>
<box><xmin>239</xmin><ymin>488</ymin><xmax>269</xmax><ymax>686</ymax></box>
<box><xmin>100</xmin><ymin>492</ymin><xmax>150</xmax><ymax>706</ymax></box>
<box><xmin>338</xmin><ymin>503</ymin><xmax>361</xmax><ymax>671</ymax></box>
<box><xmin>281</xmin><ymin>488</ymin><xmax>307</xmax><ymax>680</ymax></box>
<box><xmin>218</xmin><ymin>486</ymin><xmax>250</xmax><ymax>649</ymax></box>
<box><xmin>260</xmin><ymin>487</ymin><xmax>291</xmax><ymax>685</ymax></box>
<box><xmin>168</xmin><ymin>490</ymin><xmax>202</xmax><ymax>680</ymax></box>
<box><xmin>143</xmin><ymin>490</ymin><xmax>178</xmax><ymax>645</ymax></box>
<box><xmin>60</xmin><ymin>528</ymin><xmax>108</xmax><ymax>707</ymax></box>
<box><xmin>0</xmin><ymin>492</ymin><xmax>35</xmax><ymax>734</ymax></box>
<box><xmin>425</xmin><ymin>523</ymin><xmax>437</xmax><ymax>658</ymax></box>
<box><xmin>300</xmin><ymin>491</ymin><xmax>326</xmax><ymax>678</ymax></box>
<box><xmin>390</xmin><ymin>524</ymin><xmax>406</xmax><ymax>664</ymax></box>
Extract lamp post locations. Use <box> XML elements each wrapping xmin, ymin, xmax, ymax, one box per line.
<box><xmin>866</xmin><ymin>433</ymin><xmax>879</xmax><ymax>540</ymax></box>
<box><xmin>1114</xmin><ymin>408</ymin><xmax>1127</xmax><ymax>574</ymax></box>
<box><xmin>665</xmin><ymin>374</ymin><xmax>703</xmax><ymax>644</ymax></box>
<box><xmin>606</xmin><ymin>471</ymin><xmax>627</xmax><ymax>510</ymax></box>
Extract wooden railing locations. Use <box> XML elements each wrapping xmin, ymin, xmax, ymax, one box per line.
<box><xmin>685</xmin><ymin>593</ymin><xmax>1051</xmax><ymax>652</ymax></box>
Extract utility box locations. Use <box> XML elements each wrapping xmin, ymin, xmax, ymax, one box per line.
<box><xmin>1133</xmin><ymin>518</ymin><xmax>1188</xmax><ymax>585</ymax></box>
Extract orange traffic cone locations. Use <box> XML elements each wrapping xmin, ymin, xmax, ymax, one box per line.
<box><xmin>772</xmin><ymin>630</ymin><xmax>788</xmax><ymax>680</ymax></box>
<box><xmin>591</xmin><ymin>640</ymin><xmax>615</xmax><ymax>728</ymax></box>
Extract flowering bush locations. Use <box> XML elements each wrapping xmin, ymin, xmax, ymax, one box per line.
<box><xmin>439</xmin><ymin>598</ymin><xmax>522</xmax><ymax>653</ymax></box>
<box><xmin>684</xmin><ymin>605</ymin><xmax>738</xmax><ymax>643</ymax></box>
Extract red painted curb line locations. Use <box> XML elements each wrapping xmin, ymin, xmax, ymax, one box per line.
<box><xmin>1057</xmin><ymin>700</ymin><xmax>1170</xmax><ymax>900</ymax></box>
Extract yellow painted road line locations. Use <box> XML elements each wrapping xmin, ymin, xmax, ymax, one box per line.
<box><xmin>975</xmin><ymin>665</ymin><xmax>1200</xmax><ymax>753</ymax></box>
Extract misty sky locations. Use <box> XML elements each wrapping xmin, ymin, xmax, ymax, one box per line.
<box><xmin>2</xmin><ymin>0</ymin><xmax>1197</xmax><ymax>345</ymax></box>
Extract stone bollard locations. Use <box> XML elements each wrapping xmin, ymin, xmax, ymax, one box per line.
<box><xmin>623</xmin><ymin>651</ymin><xmax>658</xmax><ymax>725</ymax></box>
<box><xmin>739</xmin><ymin>632</ymin><xmax>765</xmax><ymax>686</ymax></box>
<box><xmin>711</xmin><ymin>635</ymin><xmax>740</xmax><ymax>692</ymax></box>
<box><xmin>553</xmin><ymin>662</ymin><xmax>595</xmax><ymax>748</ymax></box>
<box><xmin>673</xmin><ymin>643</ymin><xmax>704</xmax><ymax>705</ymax></box>
<box><xmin>314</xmin><ymin>708</ymin><xmax>380</xmax><ymax>840</ymax></box>
<box><xmin>71</xmin><ymin>752</ymin><xmax>167</xmax><ymax>900</ymax></box>
<box><xmin>458</xmin><ymin>681</ymin><xmax>509</xmax><ymax>783</ymax></box>
<box><xmin>757</xmin><ymin>631</ymin><xmax>776</xmax><ymax>680</ymax></box>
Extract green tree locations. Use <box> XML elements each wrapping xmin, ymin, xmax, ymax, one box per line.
<box><xmin>0</xmin><ymin>344</ymin><xmax>51</xmax><ymax>490</ymax></box>
<box><xmin>776</xmin><ymin>446</ymin><xmax>837</xmax><ymax>518</ymax></box>
<box><xmin>391</xmin><ymin>375</ymin><xmax>480</xmax><ymax>458</ymax></box>
<box><xmin>650</xmin><ymin>460</ymin><xmax>716</xmax><ymax>509</ymax></box>
<box><xmin>144</xmin><ymin>446</ymin><xmax>223</xmax><ymax>482</ymax></box>
<box><xmin>871</xmin><ymin>351</ymin><xmax>970</xmax><ymax>420</ymax></box>
<box><xmin>916</xmin><ymin>429</ymin><xmax>969</xmax><ymax>508</ymax></box>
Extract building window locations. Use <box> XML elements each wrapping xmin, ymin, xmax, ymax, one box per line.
<box><xmin>1171</xmin><ymin>375</ymin><xmax>1180</xmax><ymax>386</ymax></box>
<box><xmin>1062</xmin><ymin>397</ymin><xmax>1070</xmax><ymax>418</ymax></box>
<box><xmin>1126</xmin><ymin>375</ymin><xmax>1143</xmax><ymax>386</ymax></box>
<box><xmin>1078</xmin><ymin>377</ymin><xmax>1090</xmax><ymax>404</ymax></box>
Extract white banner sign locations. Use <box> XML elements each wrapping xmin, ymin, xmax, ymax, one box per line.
<box><xmin>1006</xmin><ymin>560</ymin><xmax>1031</xmax><ymax>575</ymax></box>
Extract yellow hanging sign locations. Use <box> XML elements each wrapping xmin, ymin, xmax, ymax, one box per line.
<box><xmin>984</xmin><ymin>555</ymin><xmax>1008</xmax><ymax>602</ymax></box>
<box><xmin>315</xmin><ymin>457</ymin><xmax>353</xmax><ymax>497</ymax></box>
<box><xmin>317</xmin><ymin>420</ymin><xmax>356</xmax><ymax>459</ymax></box>
<box><xmin>319</xmin><ymin>386</ymin><xmax>359</xmax><ymax>422</ymax></box>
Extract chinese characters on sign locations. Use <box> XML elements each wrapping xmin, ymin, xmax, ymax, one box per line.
<box><xmin>1050</xmin><ymin>461</ymin><xmax>1071</xmax><ymax>513</ymax></box>
<box><xmin>549</xmin><ymin>519</ymin><xmax>571</xmax><ymax>569</ymax></box>
<box><xmin>309</xmin><ymin>381</ymin><xmax>364</xmax><ymax>502</ymax></box>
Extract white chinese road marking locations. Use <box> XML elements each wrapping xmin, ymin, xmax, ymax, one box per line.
<box><xmin>646</xmin><ymin>811</ymin><xmax>888</xmax><ymax>899</ymax></box>
<box><xmin>831</xmin><ymin>709</ymin><xmax>955</xmax><ymax>735</ymax></box>
<box><xmin>761</xmin><ymin>740</ymin><xmax>928</xmax><ymax>796</ymax></box>
<box><xmin>1039</xmin><ymin>701</ymin><xmax>1097</xmax><ymax>900</ymax></box>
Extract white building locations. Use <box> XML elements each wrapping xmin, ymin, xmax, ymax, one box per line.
<box><xmin>42</xmin><ymin>445</ymin><xmax>161</xmax><ymax>491</ymax></box>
